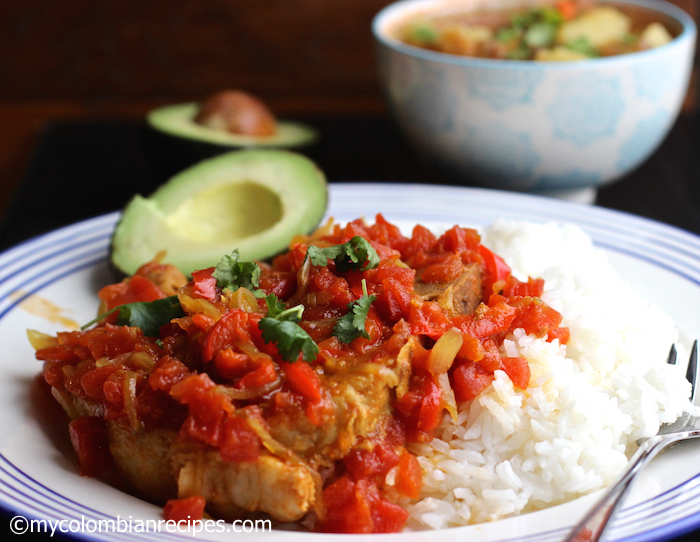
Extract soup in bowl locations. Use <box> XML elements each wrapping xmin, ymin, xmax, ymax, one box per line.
<box><xmin>372</xmin><ymin>0</ymin><xmax>696</xmax><ymax>199</ymax></box>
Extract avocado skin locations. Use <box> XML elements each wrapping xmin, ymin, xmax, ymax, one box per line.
<box><xmin>110</xmin><ymin>148</ymin><xmax>328</xmax><ymax>278</ymax></box>
<box><xmin>145</xmin><ymin>103</ymin><xmax>319</xmax><ymax>179</ymax></box>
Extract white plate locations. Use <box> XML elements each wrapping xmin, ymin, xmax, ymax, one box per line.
<box><xmin>2</xmin><ymin>183</ymin><xmax>700</xmax><ymax>542</ymax></box>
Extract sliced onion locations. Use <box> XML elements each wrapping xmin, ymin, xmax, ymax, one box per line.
<box><xmin>178</xmin><ymin>292</ymin><xmax>223</xmax><ymax>321</ymax></box>
<box><xmin>214</xmin><ymin>378</ymin><xmax>281</xmax><ymax>400</ymax></box>
<box><xmin>225</xmin><ymin>287</ymin><xmax>260</xmax><ymax>313</ymax></box>
<box><xmin>123</xmin><ymin>370</ymin><xmax>142</xmax><ymax>432</ymax></box>
<box><xmin>129</xmin><ymin>351</ymin><xmax>156</xmax><ymax>370</ymax></box>
<box><xmin>437</xmin><ymin>372</ymin><xmax>458</xmax><ymax>423</ymax></box>
<box><xmin>286</xmin><ymin>256</ymin><xmax>312</xmax><ymax>307</ymax></box>
<box><xmin>396</xmin><ymin>338</ymin><xmax>420</xmax><ymax>399</ymax></box>
<box><xmin>94</xmin><ymin>357</ymin><xmax>112</xmax><ymax>368</ymax></box>
<box><xmin>290</xmin><ymin>217</ymin><xmax>335</xmax><ymax>246</ymax></box>
<box><xmin>234</xmin><ymin>340</ymin><xmax>272</xmax><ymax>362</ymax></box>
<box><xmin>26</xmin><ymin>329</ymin><xmax>59</xmax><ymax>350</ymax></box>
<box><xmin>427</xmin><ymin>327</ymin><xmax>463</xmax><ymax>375</ymax></box>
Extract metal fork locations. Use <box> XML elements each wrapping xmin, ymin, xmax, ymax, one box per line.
<box><xmin>563</xmin><ymin>341</ymin><xmax>700</xmax><ymax>542</ymax></box>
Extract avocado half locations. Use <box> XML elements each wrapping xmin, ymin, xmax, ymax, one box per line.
<box><xmin>111</xmin><ymin>149</ymin><xmax>328</xmax><ymax>277</ymax></box>
<box><xmin>148</xmin><ymin>102</ymin><xmax>319</xmax><ymax>149</ymax></box>
<box><xmin>145</xmin><ymin>102</ymin><xmax>319</xmax><ymax>180</ymax></box>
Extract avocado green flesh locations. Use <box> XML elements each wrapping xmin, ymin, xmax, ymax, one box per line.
<box><xmin>165</xmin><ymin>181</ymin><xmax>282</xmax><ymax>243</ymax></box>
<box><xmin>111</xmin><ymin>149</ymin><xmax>327</xmax><ymax>277</ymax></box>
<box><xmin>147</xmin><ymin>102</ymin><xmax>318</xmax><ymax>148</ymax></box>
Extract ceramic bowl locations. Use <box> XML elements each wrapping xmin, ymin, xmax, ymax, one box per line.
<box><xmin>373</xmin><ymin>0</ymin><xmax>696</xmax><ymax>200</ymax></box>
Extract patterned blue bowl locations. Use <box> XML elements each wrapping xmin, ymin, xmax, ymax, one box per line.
<box><xmin>373</xmin><ymin>0</ymin><xmax>696</xmax><ymax>197</ymax></box>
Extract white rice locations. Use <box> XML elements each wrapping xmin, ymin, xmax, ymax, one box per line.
<box><xmin>404</xmin><ymin>220</ymin><xmax>695</xmax><ymax>529</ymax></box>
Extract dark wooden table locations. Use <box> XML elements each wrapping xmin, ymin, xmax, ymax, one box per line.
<box><xmin>2</xmin><ymin>112</ymin><xmax>700</xmax><ymax>541</ymax></box>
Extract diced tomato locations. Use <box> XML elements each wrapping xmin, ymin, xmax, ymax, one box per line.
<box><xmin>84</xmin><ymin>325</ymin><xmax>150</xmax><ymax>360</ymax></box>
<box><xmin>309</xmin><ymin>267</ymin><xmax>353</xmax><ymax>308</ymax></box>
<box><xmin>366</xmin><ymin>213</ymin><xmax>410</xmax><ymax>253</ymax></box>
<box><xmin>148</xmin><ymin>356</ymin><xmax>190</xmax><ymax>392</ymax></box>
<box><xmin>237</xmin><ymin>358</ymin><xmax>277</xmax><ymax>389</ymax></box>
<box><xmin>455</xmin><ymin>301</ymin><xmax>517</xmax><ymax>339</ymax></box>
<box><xmin>508</xmin><ymin>297</ymin><xmax>563</xmax><ymax>337</ymax></box>
<box><xmin>394</xmin><ymin>375</ymin><xmax>443</xmax><ymax>442</ymax></box>
<box><xmin>213</xmin><ymin>348</ymin><xmax>249</xmax><ymax>379</ymax></box>
<box><xmin>163</xmin><ymin>495</ymin><xmax>206</xmax><ymax>523</ymax></box>
<box><xmin>394</xmin><ymin>452</ymin><xmax>422</xmax><ymax>499</ymax></box>
<box><xmin>102</xmin><ymin>370</ymin><xmax>124</xmax><ymax>407</ymax></box>
<box><xmin>420</xmin><ymin>253</ymin><xmax>463</xmax><ymax>284</ymax></box>
<box><xmin>35</xmin><ymin>344</ymin><xmax>83</xmax><ymax>365</ymax></box>
<box><xmin>500</xmin><ymin>356</ymin><xmax>531</xmax><ymax>390</ymax></box>
<box><xmin>478</xmin><ymin>244</ymin><xmax>511</xmax><ymax>297</ymax></box>
<box><xmin>548</xmin><ymin>326</ymin><xmax>570</xmax><ymax>344</ymax></box>
<box><xmin>503</xmin><ymin>275</ymin><xmax>544</xmax><ymax>297</ymax></box>
<box><xmin>371</xmin><ymin>494</ymin><xmax>410</xmax><ymax>533</ymax></box>
<box><xmin>68</xmin><ymin>416</ymin><xmax>113</xmax><ymax>477</ymax></box>
<box><xmin>279</xmin><ymin>360</ymin><xmax>321</xmax><ymax>402</ymax></box>
<box><xmin>42</xmin><ymin>359</ymin><xmax>66</xmax><ymax>388</ymax></box>
<box><xmin>170</xmin><ymin>373</ymin><xmax>233</xmax><ymax>446</ymax></box>
<box><xmin>435</xmin><ymin>225</ymin><xmax>481</xmax><ymax>253</ymax></box>
<box><xmin>319</xmin><ymin>476</ymin><xmax>408</xmax><ymax>533</ymax></box>
<box><xmin>201</xmin><ymin>309</ymin><xmax>259</xmax><ymax>361</ymax></box>
<box><xmin>369</xmin><ymin>268</ymin><xmax>415</xmax><ymax>324</ymax></box>
<box><xmin>556</xmin><ymin>0</ymin><xmax>577</xmax><ymax>20</ymax></box>
<box><xmin>417</xmin><ymin>377</ymin><xmax>442</xmax><ymax>432</ymax></box>
<box><xmin>344</xmin><ymin>444</ymin><xmax>400</xmax><ymax>480</ymax></box>
<box><xmin>190</xmin><ymin>267</ymin><xmax>218</xmax><ymax>300</ymax></box>
<box><xmin>455</xmin><ymin>332</ymin><xmax>484</xmax><ymax>363</ymax></box>
<box><xmin>258</xmin><ymin>269</ymin><xmax>296</xmax><ymax>299</ymax></box>
<box><xmin>469</xmin><ymin>338</ymin><xmax>500</xmax><ymax>372</ymax></box>
<box><xmin>452</xmin><ymin>362</ymin><xmax>494</xmax><ymax>402</ymax></box>
<box><xmin>219</xmin><ymin>415</ymin><xmax>261</xmax><ymax>462</ymax></box>
<box><xmin>409</xmin><ymin>300</ymin><xmax>453</xmax><ymax>338</ymax></box>
<box><xmin>320</xmin><ymin>476</ymin><xmax>373</xmax><ymax>533</ymax></box>
<box><xmin>98</xmin><ymin>274</ymin><xmax>167</xmax><ymax>317</ymax></box>
<box><xmin>191</xmin><ymin>313</ymin><xmax>216</xmax><ymax>330</ymax></box>
<box><xmin>80</xmin><ymin>365</ymin><xmax>121</xmax><ymax>402</ymax></box>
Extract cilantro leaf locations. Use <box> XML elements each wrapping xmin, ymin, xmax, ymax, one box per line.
<box><xmin>213</xmin><ymin>250</ymin><xmax>263</xmax><ymax>296</ymax></box>
<box><xmin>259</xmin><ymin>297</ymin><xmax>318</xmax><ymax>362</ymax></box>
<box><xmin>265</xmin><ymin>294</ymin><xmax>287</xmax><ymax>319</ymax></box>
<box><xmin>332</xmin><ymin>279</ymin><xmax>376</xmax><ymax>343</ymax></box>
<box><xmin>306</xmin><ymin>244</ymin><xmax>343</xmax><ymax>267</ymax></box>
<box><xmin>306</xmin><ymin>236</ymin><xmax>380</xmax><ymax>272</ymax></box>
<box><xmin>259</xmin><ymin>318</ymin><xmax>319</xmax><ymax>362</ymax></box>
<box><xmin>82</xmin><ymin>295</ymin><xmax>185</xmax><ymax>337</ymax></box>
<box><xmin>115</xmin><ymin>296</ymin><xmax>185</xmax><ymax>336</ymax></box>
<box><xmin>264</xmin><ymin>294</ymin><xmax>303</xmax><ymax>322</ymax></box>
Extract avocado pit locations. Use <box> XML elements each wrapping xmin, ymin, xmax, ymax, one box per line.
<box><xmin>194</xmin><ymin>90</ymin><xmax>277</xmax><ymax>137</ymax></box>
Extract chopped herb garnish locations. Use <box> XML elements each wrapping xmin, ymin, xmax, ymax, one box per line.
<box><xmin>81</xmin><ymin>295</ymin><xmax>185</xmax><ymax>337</ymax></box>
<box><xmin>407</xmin><ymin>22</ymin><xmax>439</xmax><ymax>44</ymax></box>
<box><xmin>213</xmin><ymin>250</ymin><xmax>264</xmax><ymax>297</ymax></box>
<box><xmin>524</xmin><ymin>22</ymin><xmax>556</xmax><ymax>48</ymax></box>
<box><xmin>259</xmin><ymin>297</ymin><xmax>318</xmax><ymax>362</ymax></box>
<box><xmin>332</xmin><ymin>280</ymin><xmax>376</xmax><ymax>343</ymax></box>
<box><xmin>264</xmin><ymin>294</ymin><xmax>304</xmax><ymax>322</ymax></box>
<box><xmin>566</xmin><ymin>36</ymin><xmax>599</xmax><ymax>57</ymax></box>
<box><xmin>306</xmin><ymin>236</ymin><xmax>380</xmax><ymax>272</ymax></box>
<box><xmin>496</xmin><ymin>27</ymin><xmax>521</xmax><ymax>43</ymax></box>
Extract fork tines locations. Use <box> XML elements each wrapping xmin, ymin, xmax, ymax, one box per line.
<box><xmin>687</xmin><ymin>340</ymin><xmax>698</xmax><ymax>404</ymax></box>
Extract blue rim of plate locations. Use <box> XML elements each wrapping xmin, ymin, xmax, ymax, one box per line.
<box><xmin>1</xmin><ymin>182</ymin><xmax>700</xmax><ymax>542</ymax></box>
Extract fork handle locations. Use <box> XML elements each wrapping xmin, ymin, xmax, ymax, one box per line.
<box><xmin>562</xmin><ymin>436</ymin><xmax>671</xmax><ymax>542</ymax></box>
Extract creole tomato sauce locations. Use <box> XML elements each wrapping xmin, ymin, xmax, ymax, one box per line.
<box><xmin>34</xmin><ymin>214</ymin><xmax>568</xmax><ymax>533</ymax></box>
